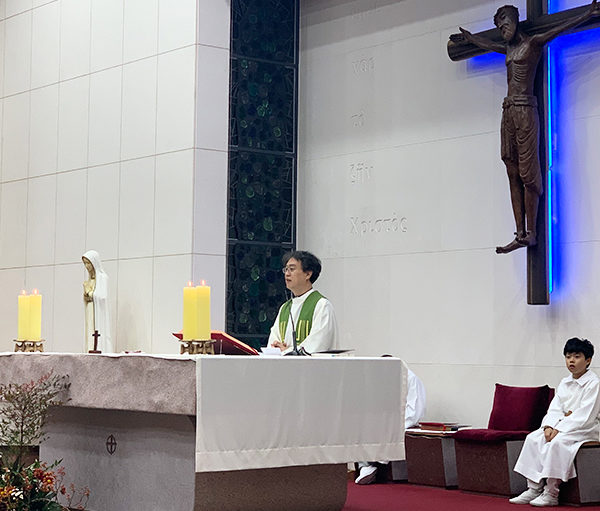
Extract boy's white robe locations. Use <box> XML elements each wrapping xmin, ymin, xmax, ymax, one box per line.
<box><xmin>514</xmin><ymin>370</ymin><xmax>600</xmax><ymax>482</ymax></box>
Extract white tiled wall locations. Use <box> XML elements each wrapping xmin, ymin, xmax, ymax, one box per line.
<box><xmin>299</xmin><ymin>0</ymin><xmax>600</xmax><ymax>426</ymax></box>
<box><xmin>2</xmin><ymin>92</ymin><xmax>30</xmax><ymax>181</ymax></box>
<box><xmin>0</xmin><ymin>0</ymin><xmax>230</xmax><ymax>353</ymax></box>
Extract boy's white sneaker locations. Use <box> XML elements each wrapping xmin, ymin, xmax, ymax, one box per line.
<box><xmin>508</xmin><ymin>488</ymin><xmax>543</xmax><ymax>504</ymax></box>
<box><xmin>529</xmin><ymin>491</ymin><xmax>559</xmax><ymax>507</ymax></box>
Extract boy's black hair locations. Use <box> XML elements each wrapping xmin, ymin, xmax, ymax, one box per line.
<box><xmin>564</xmin><ymin>337</ymin><xmax>594</xmax><ymax>360</ymax></box>
<box><xmin>282</xmin><ymin>251</ymin><xmax>322</xmax><ymax>283</ymax></box>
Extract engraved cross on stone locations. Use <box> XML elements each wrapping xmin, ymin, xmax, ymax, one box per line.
<box><xmin>448</xmin><ymin>1</ymin><xmax>600</xmax><ymax>304</ymax></box>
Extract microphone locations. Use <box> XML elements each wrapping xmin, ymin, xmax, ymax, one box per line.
<box><xmin>287</xmin><ymin>303</ymin><xmax>300</xmax><ymax>356</ymax></box>
<box><xmin>284</xmin><ymin>290</ymin><xmax>306</xmax><ymax>356</ymax></box>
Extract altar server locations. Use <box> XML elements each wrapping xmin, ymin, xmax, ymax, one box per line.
<box><xmin>355</xmin><ymin>365</ymin><xmax>426</xmax><ymax>485</ymax></box>
<box><xmin>267</xmin><ymin>250</ymin><xmax>338</xmax><ymax>354</ymax></box>
<box><xmin>510</xmin><ymin>337</ymin><xmax>600</xmax><ymax>507</ymax></box>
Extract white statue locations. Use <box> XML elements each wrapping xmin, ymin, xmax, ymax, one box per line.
<box><xmin>82</xmin><ymin>250</ymin><xmax>113</xmax><ymax>353</ymax></box>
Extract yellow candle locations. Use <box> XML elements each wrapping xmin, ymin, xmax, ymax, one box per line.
<box><xmin>29</xmin><ymin>289</ymin><xmax>42</xmax><ymax>341</ymax></box>
<box><xmin>17</xmin><ymin>291</ymin><xmax>29</xmax><ymax>340</ymax></box>
<box><xmin>196</xmin><ymin>280</ymin><xmax>211</xmax><ymax>340</ymax></box>
<box><xmin>183</xmin><ymin>282</ymin><xmax>198</xmax><ymax>340</ymax></box>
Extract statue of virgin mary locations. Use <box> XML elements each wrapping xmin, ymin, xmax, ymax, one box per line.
<box><xmin>82</xmin><ymin>250</ymin><xmax>113</xmax><ymax>352</ymax></box>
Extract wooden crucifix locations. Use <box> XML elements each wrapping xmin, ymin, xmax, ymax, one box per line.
<box><xmin>448</xmin><ymin>0</ymin><xmax>600</xmax><ymax>305</ymax></box>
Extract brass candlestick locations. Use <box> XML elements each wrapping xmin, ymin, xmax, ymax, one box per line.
<box><xmin>13</xmin><ymin>339</ymin><xmax>45</xmax><ymax>352</ymax></box>
<box><xmin>179</xmin><ymin>339</ymin><xmax>215</xmax><ymax>355</ymax></box>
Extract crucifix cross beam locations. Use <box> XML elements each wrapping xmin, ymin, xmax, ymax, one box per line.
<box><xmin>447</xmin><ymin>0</ymin><xmax>600</xmax><ymax>305</ymax></box>
<box><xmin>448</xmin><ymin>2</ymin><xmax>600</xmax><ymax>62</ymax></box>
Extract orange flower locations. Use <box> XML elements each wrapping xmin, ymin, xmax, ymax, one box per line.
<box><xmin>0</xmin><ymin>485</ymin><xmax>15</xmax><ymax>499</ymax></box>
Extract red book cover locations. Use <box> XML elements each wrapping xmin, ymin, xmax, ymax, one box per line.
<box><xmin>418</xmin><ymin>422</ymin><xmax>459</xmax><ymax>431</ymax></box>
<box><xmin>210</xmin><ymin>331</ymin><xmax>259</xmax><ymax>356</ymax></box>
<box><xmin>172</xmin><ymin>330</ymin><xmax>259</xmax><ymax>356</ymax></box>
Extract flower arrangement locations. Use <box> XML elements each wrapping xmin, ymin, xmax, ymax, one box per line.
<box><xmin>0</xmin><ymin>372</ymin><xmax>89</xmax><ymax>511</ymax></box>
<box><xmin>0</xmin><ymin>460</ymin><xmax>89</xmax><ymax>510</ymax></box>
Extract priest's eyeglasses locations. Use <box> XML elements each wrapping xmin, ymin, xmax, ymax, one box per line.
<box><xmin>281</xmin><ymin>266</ymin><xmax>298</xmax><ymax>274</ymax></box>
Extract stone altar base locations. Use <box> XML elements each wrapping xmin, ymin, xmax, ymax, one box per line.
<box><xmin>41</xmin><ymin>407</ymin><xmax>196</xmax><ymax>511</ymax></box>
<box><xmin>41</xmin><ymin>407</ymin><xmax>347</xmax><ymax>511</ymax></box>
<box><xmin>195</xmin><ymin>464</ymin><xmax>347</xmax><ymax>511</ymax></box>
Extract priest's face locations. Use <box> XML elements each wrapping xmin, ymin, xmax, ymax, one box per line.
<box><xmin>283</xmin><ymin>257</ymin><xmax>313</xmax><ymax>296</ymax></box>
<box><xmin>565</xmin><ymin>352</ymin><xmax>590</xmax><ymax>379</ymax></box>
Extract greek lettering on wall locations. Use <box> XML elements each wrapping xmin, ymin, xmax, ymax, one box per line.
<box><xmin>349</xmin><ymin>214</ymin><xmax>408</xmax><ymax>236</ymax></box>
<box><xmin>352</xmin><ymin>57</ymin><xmax>375</xmax><ymax>74</ymax></box>
<box><xmin>349</xmin><ymin>162</ymin><xmax>373</xmax><ymax>184</ymax></box>
<box><xmin>351</xmin><ymin>111</ymin><xmax>365</xmax><ymax>128</ymax></box>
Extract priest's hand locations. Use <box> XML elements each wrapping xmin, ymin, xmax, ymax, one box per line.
<box><xmin>272</xmin><ymin>340</ymin><xmax>288</xmax><ymax>351</ymax></box>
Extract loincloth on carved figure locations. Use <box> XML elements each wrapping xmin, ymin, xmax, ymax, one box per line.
<box><xmin>501</xmin><ymin>94</ymin><xmax>543</xmax><ymax>196</ymax></box>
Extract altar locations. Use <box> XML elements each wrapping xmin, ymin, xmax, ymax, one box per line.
<box><xmin>0</xmin><ymin>353</ymin><xmax>407</xmax><ymax>511</ymax></box>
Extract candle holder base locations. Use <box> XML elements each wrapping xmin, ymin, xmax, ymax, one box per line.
<box><xmin>180</xmin><ymin>339</ymin><xmax>215</xmax><ymax>355</ymax></box>
<box><xmin>13</xmin><ymin>339</ymin><xmax>45</xmax><ymax>353</ymax></box>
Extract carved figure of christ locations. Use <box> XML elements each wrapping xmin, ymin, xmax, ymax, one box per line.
<box><xmin>448</xmin><ymin>0</ymin><xmax>600</xmax><ymax>304</ymax></box>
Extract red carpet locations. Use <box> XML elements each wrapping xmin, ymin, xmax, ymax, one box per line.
<box><xmin>343</xmin><ymin>482</ymin><xmax>600</xmax><ymax>510</ymax></box>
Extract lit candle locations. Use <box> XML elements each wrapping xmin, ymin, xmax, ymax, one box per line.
<box><xmin>183</xmin><ymin>281</ymin><xmax>198</xmax><ymax>340</ymax></box>
<box><xmin>17</xmin><ymin>290</ymin><xmax>29</xmax><ymax>340</ymax></box>
<box><xmin>196</xmin><ymin>280</ymin><xmax>211</xmax><ymax>340</ymax></box>
<box><xmin>29</xmin><ymin>289</ymin><xmax>42</xmax><ymax>341</ymax></box>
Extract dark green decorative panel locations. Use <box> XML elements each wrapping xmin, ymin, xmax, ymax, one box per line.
<box><xmin>228</xmin><ymin>151</ymin><xmax>294</xmax><ymax>243</ymax></box>
<box><xmin>231</xmin><ymin>0</ymin><xmax>296</xmax><ymax>64</ymax></box>
<box><xmin>226</xmin><ymin>243</ymin><xmax>291</xmax><ymax>341</ymax></box>
<box><xmin>227</xmin><ymin>0</ymin><xmax>298</xmax><ymax>347</ymax></box>
<box><xmin>230</xmin><ymin>58</ymin><xmax>295</xmax><ymax>152</ymax></box>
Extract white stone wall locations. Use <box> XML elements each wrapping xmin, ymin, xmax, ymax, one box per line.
<box><xmin>0</xmin><ymin>0</ymin><xmax>230</xmax><ymax>353</ymax></box>
<box><xmin>299</xmin><ymin>0</ymin><xmax>600</xmax><ymax>426</ymax></box>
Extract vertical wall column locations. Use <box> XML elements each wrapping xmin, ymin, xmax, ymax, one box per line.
<box><xmin>192</xmin><ymin>0</ymin><xmax>233</xmax><ymax>333</ymax></box>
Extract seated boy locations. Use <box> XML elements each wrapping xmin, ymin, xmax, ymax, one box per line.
<box><xmin>510</xmin><ymin>337</ymin><xmax>600</xmax><ymax>507</ymax></box>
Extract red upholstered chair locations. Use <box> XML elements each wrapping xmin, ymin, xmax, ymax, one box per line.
<box><xmin>453</xmin><ymin>384</ymin><xmax>554</xmax><ymax>496</ymax></box>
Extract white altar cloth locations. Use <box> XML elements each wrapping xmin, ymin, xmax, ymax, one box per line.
<box><xmin>195</xmin><ymin>356</ymin><xmax>407</xmax><ymax>472</ymax></box>
<box><xmin>0</xmin><ymin>353</ymin><xmax>407</xmax><ymax>473</ymax></box>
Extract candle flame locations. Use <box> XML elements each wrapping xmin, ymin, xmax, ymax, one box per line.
<box><xmin>20</xmin><ymin>290</ymin><xmax>27</xmax><ymax>296</ymax></box>
<box><xmin>187</xmin><ymin>281</ymin><xmax>193</xmax><ymax>287</ymax></box>
<box><xmin>201</xmin><ymin>280</ymin><xmax>206</xmax><ymax>286</ymax></box>
<box><xmin>32</xmin><ymin>289</ymin><xmax>39</xmax><ymax>295</ymax></box>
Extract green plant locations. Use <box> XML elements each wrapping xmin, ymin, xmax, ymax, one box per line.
<box><xmin>0</xmin><ymin>372</ymin><xmax>89</xmax><ymax>510</ymax></box>
<box><xmin>0</xmin><ymin>372</ymin><xmax>70</xmax><ymax>468</ymax></box>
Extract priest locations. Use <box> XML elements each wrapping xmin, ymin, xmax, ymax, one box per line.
<box><xmin>266</xmin><ymin>251</ymin><xmax>338</xmax><ymax>354</ymax></box>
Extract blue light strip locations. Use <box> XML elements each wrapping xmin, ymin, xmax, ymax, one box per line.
<box><xmin>544</xmin><ymin>0</ymin><xmax>600</xmax><ymax>294</ymax></box>
<box><xmin>547</xmin><ymin>43</ymin><xmax>554</xmax><ymax>293</ymax></box>
<box><xmin>547</xmin><ymin>0</ymin><xmax>559</xmax><ymax>294</ymax></box>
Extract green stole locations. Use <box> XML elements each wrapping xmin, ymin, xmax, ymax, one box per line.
<box><xmin>278</xmin><ymin>290</ymin><xmax>324</xmax><ymax>345</ymax></box>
